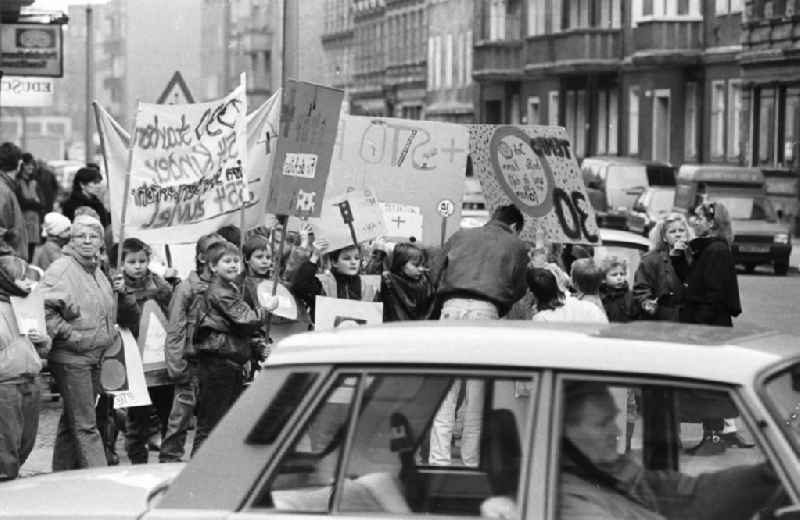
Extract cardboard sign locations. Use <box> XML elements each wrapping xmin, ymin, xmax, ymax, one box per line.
<box><xmin>321</xmin><ymin>115</ymin><xmax>468</xmax><ymax>246</ymax></box>
<box><xmin>138</xmin><ymin>300</ymin><xmax>168</xmax><ymax>370</ymax></box>
<box><xmin>1</xmin><ymin>76</ymin><xmax>55</xmax><ymax>107</ymax></box>
<box><xmin>257</xmin><ymin>280</ymin><xmax>298</xmax><ymax>321</ymax></box>
<box><xmin>314</xmin><ymin>188</ymin><xmax>387</xmax><ymax>251</ymax></box>
<box><xmin>101</xmin><ymin>331</ymin><xmax>129</xmax><ymax>393</ymax></box>
<box><xmin>9</xmin><ymin>289</ymin><xmax>46</xmax><ymax>335</ymax></box>
<box><xmin>315</xmin><ymin>296</ymin><xmax>383</xmax><ymax>331</ymax></box>
<box><xmin>113</xmin><ymin>329</ymin><xmax>152</xmax><ymax>409</ymax></box>
<box><xmin>265</xmin><ymin>81</ymin><xmax>344</xmax><ymax>217</ymax></box>
<box><xmin>380</xmin><ymin>202</ymin><xmax>424</xmax><ymax>241</ymax></box>
<box><xmin>98</xmin><ymin>88</ymin><xmax>281</xmax><ymax>244</ymax></box>
<box><xmin>469</xmin><ymin>125</ymin><xmax>599</xmax><ymax>245</ymax></box>
<box><xmin>0</xmin><ymin>24</ymin><xmax>63</xmax><ymax>77</ymax></box>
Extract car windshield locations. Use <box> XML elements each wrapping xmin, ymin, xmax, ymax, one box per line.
<box><xmin>707</xmin><ymin>195</ymin><xmax>778</xmax><ymax>222</ymax></box>
<box><xmin>650</xmin><ymin>189</ymin><xmax>675</xmax><ymax>214</ymax></box>
<box><xmin>763</xmin><ymin>362</ymin><xmax>800</xmax><ymax>456</ymax></box>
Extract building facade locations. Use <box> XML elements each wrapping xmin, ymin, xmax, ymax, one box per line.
<box><xmin>473</xmin><ymin>0</ymin><xmax>745</xmax><ymax>167</ymax></box>
<box><xmin>426</xmin><ymin>0</ymin><xmax>475</xmax><ymax>123</ymax></box>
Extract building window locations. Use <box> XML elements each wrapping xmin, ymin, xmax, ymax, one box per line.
<box><xmin>548</xmin><ymin>90</ymin><xmax>559</xmax><ymax>125</ymax></box>
<box><xmin>444</xmin><ymin>33</ymin><xmax>454</xmax><ymax>88</ymax></box>
<box><xmin>684</xmin><ymin>82</ymin><xmax>698</xmax><ymax>160</ymax></box>
<box><xmin>427</xmin><ymin>36</ymin><xmax>435</xmax><ymax>89</ymax></box>
<box><xmin>565</xmin><ymin>89</ymin><xmax>587</xmax><ymax>158</ymax></box>
<box><xmin>401</xmin><ymin>105</ymin><xmax>423</xmax><ymax>120</ymax></box>
<box><xmin>566</xmin><ymin>0</ymin><xmax>590</xmax><ymax>29</ymax></box>
<box><xmin>711</xmin><ymin>81</ymin><xmax>727</xmax><ymax>158</ymax></box>
<box><xmin>527</xmin><ymin>96</ymin><xmax>541</xmax><ymax>125</ymax></box>
<box><xmin>757</xmin><ymin>87</ymin><xmax>776</xmax><ymax>165</ymax></box>
<box><xmin>433</xmin><ymin>36</ymin><xmax>442</xmax><ymax>89</ymax></box>
<box><xmin>595</xmin><ymin>88</ymin><xmax>618</xmax><ymax>155</ymax></box>
<box><xmin>527</xmin><ymin>0</ymin><xmax>546</xmax><ymax>35</ymax></box>
<box><xmin>551</xmin><ymin>0</ymin><xmax>562</xmax><ymax>32</ymax></box>
<box><xmin>489</xmin><ymin>0</ymin><xmax>506</xmax><ymax>40</ymax></box>
<box><xmin>728</xmin><ymin>80</ymin><xmax>743</xmax><ymax>161</ymax></box>
<box><xmin>633</xmin><ymin>0</ymin><xmax>700</xmax><ymax>23</ymax></box>
<box><xmin>716</xmin><ymin>0</ymin><xmax>742</xmax><ymax>14</ymax></box>
<box><xmin>465</xmin><ymin>30</ymin><xmax>473</xmax><ymax>85</ymax></box>
<box><xmin>628</xmin><ymin>87</ymin><xmax>640</xmax><ymax>155</ymax></box>
<box><xmin>784</xmin><ymin>88</ymin><xmax>800</xmax><ymax>165</ymax></box>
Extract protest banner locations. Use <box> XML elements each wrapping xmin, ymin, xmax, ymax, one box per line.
<box><xmin>113</xmin><ymin>329</ymin><xmax>152</xmax><ymax>409</ymax></box>
<box><xmin>380</xmin><ymin>202</ymin><xmax>424</xmax><ymax>242</ymax></box>
<box><xmin>257</xmin><ymin>280</ymin><xmax>297</xmax><ymax>321</ymax></box>
<box><xmin>315</xmin><ymin>295</ymin><xmax>383</xmax><ymax>331</ymax></box>
<box><xmin>319</xmin><ymin>115</ymin><xmax>468</xmax><ymax>247</ymax></box>
<box><xmin>9</xmin><ymin>288</ymin><xmax>45</xmax><ymax>335</ymax></box>
<box><xmin>468</xmin><ymin>125</ymin><xmax>600</xmax><ymax>245</ymax></box>
<box><xmin>265</xmin><ymin>81</ymin><xmax>344</xmax><ymax>218</ymax></box>
<box><xmin>95</xmin><ymin>87</ymin><xmax>281</xmax><ymax>244</ymax></box>
<box><xmin>315</xmin><ymin>188</ymin><xmax>387</xmax><ymax>251</ymax></box>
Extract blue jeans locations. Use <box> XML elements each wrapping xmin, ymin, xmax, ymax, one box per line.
<box><xmin>0</xmin><ymin>379</ymin><xmax>40</xmax><ymax>480</ymax></box>
<box><xmin>50</xmin><ymin>362</ymin><xmax>107</xmax><ymax>471</ymax></box>
<box><xmin>428</xmin><ymin>298</ymin><xmax>497</xmax><ymax>466</ymax></box>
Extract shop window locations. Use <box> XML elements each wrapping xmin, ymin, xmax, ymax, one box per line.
<box><xmin>595</xmin><ymin>89</ymin><xmax>619</xmax><ymax>155</ymax></box>
<box><xmin>548</xmin><ymin>91</ymin><xmax>560</xmax><ymax>125</ymax></box>
<box><xmin>758</xmin><ymin>88</ymin><xmax>777</xmax><ymax>165</ymax></box>
<box><xmin>728</xmin><ymin>81</ymin><xmax>743</xmax><ymax>162</ymax></box>
<box><xmin>783</xmin><ymin>88</ymin><xmax>800</xmax><ymax>166</ymax></box>
<box><xmin>565</xmin><ymin>89</ymin><xmax>587</xmax><ymax>158</ymax></box>
<box><xmin>527</xmin><ymin>96</ymin><xmax>541</xmax><ymax>125</ymax></box>
<box><xmin>684</xmin><ymin>82</ymin><xmax>698</xmax><ymax>161</ymax></box>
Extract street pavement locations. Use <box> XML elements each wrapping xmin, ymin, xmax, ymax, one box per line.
<box><xmin>17</xmin><ymin>260</ymin><xmax>800</xmax><ymax>478</ymax></box>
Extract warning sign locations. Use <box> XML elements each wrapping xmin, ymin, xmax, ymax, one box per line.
<box><xmin>156</xmin><ymin>71</ymin><xmax>195</xmax><ymax>104</ymax></box>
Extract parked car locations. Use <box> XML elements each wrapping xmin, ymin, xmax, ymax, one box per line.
<box><xmin>624</xmin><ymin>185</ymin><xmax>677</xmax><ymax>237</ymax></box>
<box><xmin>674</xmin><ymin>164</ymin><xmax>793</xmax><ymax>275</ymax></box>
<box><xmin>460</xmin><ymin>177</ymin><xmax>490</xmax><ymax>229</ymax></box>
<box><xmin>581</xmin><ymin>156</ymin><xmax>675</xmax><ymax>231</ymax></box>
<box><xmin>5</xmin><ymin>321</ymin><xmax>798</xmax><ymax>519</ymax></box>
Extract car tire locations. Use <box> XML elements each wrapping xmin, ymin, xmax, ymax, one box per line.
<box><xmin>774</xmin><ymin>261</ymin><xmax>789</xmax><ymax>276</ymax></box>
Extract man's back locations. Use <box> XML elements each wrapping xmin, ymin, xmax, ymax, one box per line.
<box><xmin>0</xmin><ymin>174</ymin><xmax>28</xmax><ymax>259</ymax></box>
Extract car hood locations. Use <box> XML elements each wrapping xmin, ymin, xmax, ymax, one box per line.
<box><xmin>0</xmin><ymin>463</ymin><xmax>184</xmax><ymax>519</ymax></box>
<box><xmin>732</xmin><ymin>219</ymin><xmax>789</xmax><ymax>235</ymax></box>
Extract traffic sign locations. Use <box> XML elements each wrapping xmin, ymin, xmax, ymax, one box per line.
<box><xmin>436</xmin><ymin>199</ymin><xmax>456</xmax><ymax>218</ymax></box>
<box><xmin>156</xmin><ymin>71</ymin><xmax>195</xmax><ymax>104</ymax></box>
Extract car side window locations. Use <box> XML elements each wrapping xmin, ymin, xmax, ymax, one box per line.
<box><xmin>554</xmin><ymin>378</ymin><xmax>786</xmax><ymax>520</ymax></box>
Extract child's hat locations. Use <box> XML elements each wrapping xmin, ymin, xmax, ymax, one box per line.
<box><xmin>41</xmin><ymin>212</ymin><xmax>71</xmax><ymax>238</ymax></box>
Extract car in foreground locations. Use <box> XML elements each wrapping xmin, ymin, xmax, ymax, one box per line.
<box><xmin>4</xmin><ymin>322</ymin><xmax>800</xmax><ymax>519</ymax></box>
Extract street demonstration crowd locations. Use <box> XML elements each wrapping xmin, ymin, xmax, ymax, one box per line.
<box><xmin>0</xmin><ymin>140</ymin><xmax>746</xmax><ymax>481</ymax></box>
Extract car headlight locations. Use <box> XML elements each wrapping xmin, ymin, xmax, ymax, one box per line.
<box><xmin>774</xmin><ymin>233</ymin><xmax>790</xmax><ymax>244</ymax></box>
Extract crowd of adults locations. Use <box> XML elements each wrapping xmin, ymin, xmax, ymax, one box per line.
<box><xmin>0</xmin><ymin>134</ymin><xmax>747</xmax><ymax>490</ymax></box>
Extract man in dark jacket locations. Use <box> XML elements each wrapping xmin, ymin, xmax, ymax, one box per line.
<box><xmin>427</xmin><ymin>204</ymin><xmax>530</xmax><ymax>467</ymax></box>
<box><xmin>0</xmin><ymin>143</ymin><xmax>28</xmax><ymax>260</ymax></box>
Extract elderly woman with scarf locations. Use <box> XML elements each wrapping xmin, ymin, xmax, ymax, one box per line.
<box><xmin>0</xmin><ymin>246</ymin><xmax>51</xmax><ymax>480</ymax></box>
<box><xmin>39</xmin><ymin>215</ymin><xmax>133</xmax><ymax>471</ymax></box>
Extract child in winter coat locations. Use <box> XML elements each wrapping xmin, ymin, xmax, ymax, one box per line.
<box><xmin>599</xmin><ymin>256</ymin><xmax>640</xmax><ymax>323</ymax></box>
<box><xmin>189</xmin><ymin>240</ymin><xmax>277</xmax><ymax>454</ymax></box>
<box><xmin>113</xmin><ymin>238</ymin><xmax>175</xmax><ymax>464</ymax></box>
<box><xmin>381</xmin><ymin>242</ymin><xmax>436</xmax><ymax>322</ymax></box>
<box><xmin>158</xmin><ymin>232</ymin><xmax>225</xmax><ymax>463</ymax></box>
<box><xmin>290</xmin><ymin>231</ymin><xmax>381</xmax><ymax>323</ymax></box>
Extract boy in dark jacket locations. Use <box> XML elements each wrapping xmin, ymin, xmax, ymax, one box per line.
<box><xmin>599</xmin><ymin>256</ymin><xmax>639</xmax><ymax>323</ymax></box>
<box><xmin>158</xmin><ymin>232</ymin><xmax>224</xmax><ymax>463</ymax></box>
<box><xmin>114</xmin><ymin>238</ymin><xmax>174</xmax><ymax>464</ymax></box>
<box><xmin>189</xmin><ymin>241</ymin><xmax>276</xmax><ymax>454</ymax></box>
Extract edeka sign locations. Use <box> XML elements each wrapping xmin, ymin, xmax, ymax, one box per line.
<box><xmin>0</xmin><ymin>24</ymin><xmax>63</xmax><ymax>77</ymax></box>
<box><xmin>311</xmin><ymin>115</ymin><xmax>468</xmax><ymax>246</ymax></box>
<box><xmin>0</xmin><ymin>76</ymin><xmax>54</xmax><ymax>107</ymax></box>
<box><xmin>469</xmin><ymin>125</ymin><xmax>599</xmax><ymax>245</ymax></box>
<box><xmin>122</xmin><ymin>84</ymin><xmax>253</xmax><ymax>243</ymax></box>
<box><xmin>265</xmin><ymin>81</ymin><xmax>344</xmax><ymax>218</ymax></box>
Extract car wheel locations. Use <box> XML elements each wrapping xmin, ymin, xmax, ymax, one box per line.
<box><xmin>744</xmin><ymin>263</ymin><xmax>757</xmax><ymax>274</ymax></box>
<box><xmin>774</xmin><ymin>261</ymin><xmax>789</xmax><ymax>276</ymax></box>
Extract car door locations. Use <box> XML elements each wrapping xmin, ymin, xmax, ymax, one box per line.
<box><xmin>539</xmin><ymin>373</ymin><xmax>796</xmax><ymax>520</ymax></box>
<box><xmin>230</xmin><ymin>367</ymin><xmax>541</xmax><ymax>520</ymax></box>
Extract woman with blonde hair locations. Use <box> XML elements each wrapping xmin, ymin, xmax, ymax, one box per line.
<box><xmin>634</xmin><ymin>213</ymin><xmax>692</xmax><ymax>321</ymax></box>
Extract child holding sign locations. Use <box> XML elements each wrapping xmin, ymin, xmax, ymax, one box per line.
<box><xmin>113</xmin><ymin>238</ymin><xmax>175</xmax><ymax>465</ymax></box>
<box><xmin>0</xmin><ymin>254</ymin><xmax>51</xmax><ymax>480</ymax></box>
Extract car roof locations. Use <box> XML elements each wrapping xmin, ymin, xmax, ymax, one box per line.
<box><xmin>598</xmin><ymin>227</ymin><xmax>652</xmax><ymax>249</ymax></box>
<box><xmin>582</xmin><ymin>156</ymin><xmax>672</xmax><ymax>168</ymax></box>
<box><xmin>678</xmin><ymin>164</ymin><xmax>764</xmax><ymax>183</ymax></box>
<box><xmin>270</xmin><ymin>322</ymin><xmax>795</xmax><ymax>385</ymax></box>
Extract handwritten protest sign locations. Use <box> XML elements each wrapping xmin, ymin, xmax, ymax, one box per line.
<box><xmin>380</xmin><ymin>202</ymin><xmax>423</xmax><ymax>241</ymax></box>
<box><xmin>469</xmin><ymin>125</ymin><xmax>599</xmax><ymax>245</ymax></box>
<box><xmin>315</xmin><ymin>296</ymin><xmax>383</xmax><ymax>331</ymax></box>
<box><xmin>315</xmin><ymin>188</ymin><xmax>387</xmax><ymax>251</ymax></box>
<box><xmin>320</xmin><ymin>115</ymin><xmax>467</xmax><ymax>246</ymax></box>
<box><xmin>97</xmin><ymin>88</ymin><xmax>281</xmax><ymax>244</ymax></box>
<box><xmin>113</xmin><ymin>329</ymin><xmax>152</xmax><ymax>409</ymax></box>
<box><xmin>9</xmin><ymin>289</ymin><xmax>45</xmax><ymax>335</ymax></box>
<box><xmin>266</xmin><ymin>81</ymin><xmax>344</xmax><ymax>218</ymax></box>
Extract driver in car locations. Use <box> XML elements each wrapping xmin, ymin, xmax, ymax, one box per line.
<box><xmin>558</xmin><ymin>382</ymin><xmax>781</xmax><ymax>520</ymax></box>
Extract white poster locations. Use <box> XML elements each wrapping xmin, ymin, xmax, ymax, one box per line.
<box><xmin>113</xmin><ymin>329</ymin><xmax>152</xmax><ymax>409</ymax></box>
<box><xmin>0</xmin><ymin>76</ymin><xmax>55</xmax><ymax>107</ymax></box>
<box><xmin>315</xmin><ymin>296</ymin><xmax>383</xmax><ymax>331</ymax></box>
<box><xmin>315</xmin><ymin>188</ymin><xmax>388</xmax><ymax>251</ymax></box>
<box><xmin>380</xmin><ymin>202</ymin><xmax>423</xmax><ymax>241</ymax></box>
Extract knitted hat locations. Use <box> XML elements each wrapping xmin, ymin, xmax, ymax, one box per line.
<box><xmin>41</xmin><ymin>212</ymin><xmax>72</xmax><ymax>238</ymax></box>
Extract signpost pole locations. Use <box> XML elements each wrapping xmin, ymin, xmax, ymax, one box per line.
<box><xmin>436</xmin><ymin>198</ymin><xmax>455</xmax><ymax>247</ymax></box>
<box><xmin>263</xmin><ymin>214</ymin><xmax>289</xmax><ymax>352</ymax></box>
<box><xmin>440</xmin><ymin>217</ymin><xmax>447</xmax><ymax>247</ymax></box>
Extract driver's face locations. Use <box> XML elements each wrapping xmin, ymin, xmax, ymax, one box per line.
<box><xmin>565</xmin><ymin>392</ymin><xmax>621</xmax><ymax>465</ymax></box>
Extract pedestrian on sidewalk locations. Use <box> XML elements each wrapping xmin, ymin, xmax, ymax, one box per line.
<box><xmin>15</xmin><ymin>153</ymin><xmax>45</xmax><ymax>262</ymax></box>
<box><xmin>426</xmin><ymin>204</ymin><xmax>529</xmax><ymax>467</ymax></box>
<box><xmin>0</xmin><ymin>250</ymin><xmax>51</xmax><ymax>480</ymax></box>
<box><xmin>0</xmin><ymin>142</ymin><xmax>28</xmax><ymax>260</ymax></box>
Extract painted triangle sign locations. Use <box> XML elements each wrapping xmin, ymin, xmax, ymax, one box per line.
<box><xmin>156</xmin><ymin>71</ymin><xmax>195</xmax><ymax>104</ymax></box>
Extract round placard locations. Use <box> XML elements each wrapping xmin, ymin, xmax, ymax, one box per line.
<box><xmin>436</xmin><ymin>198</ymin><xmax>456</xmax><ymax>218</ymax></box>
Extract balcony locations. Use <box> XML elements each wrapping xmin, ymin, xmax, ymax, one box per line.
<box><xmin>632</xmin><ymin>20</ymin><xmax>703</xmax><ymax>65</ymax></box>
<box><xmin>473</xmin><ymin>40</ymin><xmax>523</xmax><ymax>80</ymax></box>
<box><xmin>525</xmin><ymin>28</ymin><xmax>621</xmax><ymax>74</ymax></box>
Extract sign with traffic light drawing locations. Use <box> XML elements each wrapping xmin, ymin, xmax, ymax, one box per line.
<box><xmin>469</xmin><ymin>125</ymin><xmax>599</xmax><ymax>245</ymax></box>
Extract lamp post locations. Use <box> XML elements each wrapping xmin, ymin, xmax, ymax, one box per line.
<box><xmin>85</xmin><ymin>5</ymin><xmax>94</xmax><ymax>163</ymax></box>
